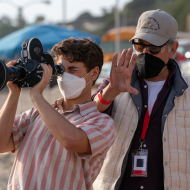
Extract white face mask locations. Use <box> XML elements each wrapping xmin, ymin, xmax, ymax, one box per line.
<box><xmin>57</xmin><ymin>72</ymin><xmax>92</xmax><ymax>99</ymax></box>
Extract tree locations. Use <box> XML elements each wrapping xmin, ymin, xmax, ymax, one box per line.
<box><xmin>35</xmin><ymin>16</ymin><xmax>45</xmax><ymax>24</ymax></box>
<box><xmin>0</xmin><ymin>16</ymin><xmax>17</xmax><ymax>39</ymax></box>
<box><xmin>164</xmin><ymin>0</ymin><xmax>190</xmax><ymax>31</ymax></box>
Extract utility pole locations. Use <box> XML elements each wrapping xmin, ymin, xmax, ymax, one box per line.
<box><xmin>63</xmin><ymin>0</ymin><xmax>67</xmax><ymax>27</ymax></box>
<box><xmin>115</xmin><ymin>0</ymin><xmax>120</xmax><ymax>55</ymax></box>
<box><xmin>18</xmin><ymin>7</ymin><xmax>23</xmax><ymax>29</ymax></box>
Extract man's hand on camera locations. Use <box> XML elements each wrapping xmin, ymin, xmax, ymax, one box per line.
<box><xmin>6</xmin><ymin>60</ymin><xmax>21</xmax><ymax>95</ymax></box>
<box><xmin>30</xmin><ymin>63</ymin><xmax>52</xmax><ymax>99</ymax></box>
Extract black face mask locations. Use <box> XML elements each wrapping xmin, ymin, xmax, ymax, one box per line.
<box><xmin>136</xmin><ymin>53</ymin><xmax>167</xmax><ymax>79</ymax></box>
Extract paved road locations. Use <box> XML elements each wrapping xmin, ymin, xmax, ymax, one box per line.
<box><xmin>0</xmin><ymin>153</ymin><xmax>15</xmax><ymax>190</ymax></box>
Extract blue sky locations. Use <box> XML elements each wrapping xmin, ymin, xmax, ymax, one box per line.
<box><xmin>0</xmin><ymin>0</ymin><xmax>131</xmax><ymax>24</ymax></box>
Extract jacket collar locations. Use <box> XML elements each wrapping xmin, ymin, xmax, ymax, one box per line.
<box><xmin>170</xmin><ymin>59</ymin><xmax>188</xmax><ymax>95</ymax></box>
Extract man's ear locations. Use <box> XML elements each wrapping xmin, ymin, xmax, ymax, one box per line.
<box><xmin>91</xmin><ymin>66</ymin><xmax>100</xmax><ymax>82</ymax></box>
<box><xmin>170</xmin><ymin>42</ymin><xmax>179</xmax><ymax>58</ymax></box>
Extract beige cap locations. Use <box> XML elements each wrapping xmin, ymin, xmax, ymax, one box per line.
<box><xmin>130</xmin><ymin>9</ymin><xmax>178</xmax><ymax>46</ymax></box>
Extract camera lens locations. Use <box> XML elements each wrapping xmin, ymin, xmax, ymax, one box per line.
<box><xmin>25</xmin><ymin>60</ymin><xmax>38</xmax><ymax>72</ymax></box>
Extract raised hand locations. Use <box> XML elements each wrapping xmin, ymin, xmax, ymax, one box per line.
<box><xmin>109</xmin><ymin>48</ymin><xmax>138</xmax><ymax>95</ymax></box>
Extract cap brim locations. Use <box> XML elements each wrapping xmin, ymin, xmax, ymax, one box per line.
<box><xmin>130</xmin><ymin>33</ymin><xmax>169</xmax><ymax>46</ymax></box>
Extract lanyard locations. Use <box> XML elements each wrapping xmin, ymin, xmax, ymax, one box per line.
<box><xmin>139</xmin><ymin>103</ymin><xmax>155</xmax><ymax>151</ymax></box>
<box><xmin>139</xmin><ymin>108</ymin><xmax>151</xmax><ymax>150</ymax></box>
<box><xmin>141</xmin><ymin>108</ymin><xmax>151</xmax><ymax>140</ymax></box>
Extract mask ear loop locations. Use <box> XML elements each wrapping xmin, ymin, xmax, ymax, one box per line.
<box><xmin>86</xmin><ymin>80</ymin><xmax>92</xmax><ymax>86</ymax></box>
<box><xmin>84</xmin><ymin>71</ymin><xmax>91</xmax><ymax>78</ymax></box>
<box><xmin>84</xmin><ymin>70</ymin><xmax>93</xmax><ymax>86</ymax></box>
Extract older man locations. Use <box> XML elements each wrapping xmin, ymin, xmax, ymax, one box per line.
<box><xmin>93</xmin><ymin>10</ymin><xmax>190</xmax><ymax>190</ymax></box>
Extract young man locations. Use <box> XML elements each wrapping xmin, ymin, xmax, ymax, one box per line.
<box><xmin>93</xmin><ymin>10</ymin><xmax>190</xmax><ymax>190</ymax></box>
<box><xmin>0</xmin><ymin>38</ymin><xmax>115</xmax><ymax>190</ymax></box>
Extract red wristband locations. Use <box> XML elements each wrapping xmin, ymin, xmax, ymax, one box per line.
<box><xmin>98</xmin><ymin>92</ymin><xmax>112</xmax><ymax>105</ymax></box>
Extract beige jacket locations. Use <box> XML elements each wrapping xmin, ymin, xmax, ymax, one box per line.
<box><xmin>93</xmin><ymin>61</ymin><xmax>190</xmax><ymax>190</ymax></box>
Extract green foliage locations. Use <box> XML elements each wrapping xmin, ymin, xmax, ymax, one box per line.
<box><xmin>0</xmin><ymin>0</ymin><xmax>189</xmax><ymax>40</ymax></box>
<box><xmin>69</xmin><ymin>0</ymin><xmax>184</xmax><ymax>36</ymax></box>
<box><xmin>91</xmin><ymin>0</ymin><xmax>189</xmax><ymax>35</ymax></box>
<box><xmin>0</xmin><ymin>24</ymin><xmax>17</xmax><ymax>39</ymax></box>
<box><xmin>68</xmin><ymin>10</ymin><xmax>115</xmax><ymax>37</ymax></box>
<box><xmin>0</xmin><ymin>16</ymin><xmax>17</xmax><ymax>39</ymax></box>
<box><xmin>164</xmin><ymin>0</ymin><xmax>190</xmax><ymax>31</ymax></box>
<box><xmin>122</xmin><ymin>0</ymin><xmax>175</xmax><ymax>26</ymax></box>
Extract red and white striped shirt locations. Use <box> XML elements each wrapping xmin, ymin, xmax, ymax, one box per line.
<box><xmin>8</xmin><ymin>99</ymin><xmax>115</xmax><ymax>190</ymax></box>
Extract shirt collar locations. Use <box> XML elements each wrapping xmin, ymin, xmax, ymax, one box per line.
<box><xmin>54</xmin><ymin>98</ymin><xmax>97</xmax><ymax>116</ymax></box>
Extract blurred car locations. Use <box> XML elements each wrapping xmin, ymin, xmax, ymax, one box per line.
<box><xmin>95</xmin><ymin>62</ymin><xmax>112</xmax><ymax>86</ymax></box>
<box><xmin>176</xmin><ymin>39</ymin><xmax>190</xmax><ymax>62</ymax></box>
<box><xmin>179</xmin><ymin>59</ymin><xmax>190</xmax><ymax>77</ymax></box>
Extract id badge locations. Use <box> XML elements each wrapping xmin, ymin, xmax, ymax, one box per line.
<box><xmin>131</xmin><ymin>149</ymin><xmax>148</xmax><ymax>177</ymax></box>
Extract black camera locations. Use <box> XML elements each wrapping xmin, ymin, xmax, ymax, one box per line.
<box><xmin>0</xmin><ymin>38</ymin><xmax>65</xmax><ymax>91</ymax></box>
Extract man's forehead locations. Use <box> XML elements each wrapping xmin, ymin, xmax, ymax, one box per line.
<box><xmin>57</xmin><ymin>55</ymin><xmax>85</xmax><ymax>68</ymax></box>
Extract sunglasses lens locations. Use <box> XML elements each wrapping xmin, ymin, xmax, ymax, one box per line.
<box><xmin>133</xmin><ymin>44</ymin><xmax>144</xmax><ymax>53</ymax></box>
<box><xmin>148</xmin><ymin>46</ymin><xmax>161</xmax><ymax>54</ymax></box>
<box><xmin>133</xmin><ymin>44</ymin><xmax>161</xmax><ymax>54</ymax></box>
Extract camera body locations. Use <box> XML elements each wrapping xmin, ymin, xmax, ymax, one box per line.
<box><xmin>12</xmin><ymin>38</ymin><xmax>64</xmax><ymax>88</ymax></box>
<box><xmin>0</xmin><ymin>38</ymin><xmax>65</xmax><ymax>91</ymax></box>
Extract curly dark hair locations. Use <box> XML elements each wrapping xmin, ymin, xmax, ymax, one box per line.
<box><xmin>51</xmin><ymin>37</ymin><xmax>104</xmax><ymax>85</ymax></box>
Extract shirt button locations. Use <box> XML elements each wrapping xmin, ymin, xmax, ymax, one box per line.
<box><xmin>182</xmin><ymin>89</ymin><xmax>184</xmax><ymax>92</ymax></box>
<box><xmin>165</xmin><ymin>161</ymin><xmax>167</xmax><ymax>166</ymax></box>
<box><xmin>137</xmin><ymin>107</ymin><xmax>140</xmax><ymax>111</ymax></box>
<box><xmin>144</xmin><ymin>105</ymin><xmax>147</xmax><ymax>108</ymax></box>
<box><xmin>165</xmin><ymin>114</ymin><xmax>167</xmax><ymax>117</ymax></box>
<box><xmin>140</xmin><ymin>186</ymin><xmax>144</xmax><ymax>189</ymax></box>
<box><xmin>144</xmin><ymin>85</ymin><xmax>147</xmax><ymax>88</ymax></box>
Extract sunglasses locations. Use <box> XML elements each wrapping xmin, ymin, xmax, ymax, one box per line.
<box><xmin>132</xmin><ymin>39</ymin><xmax>170</xmax><ymax>54</ymax></box>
